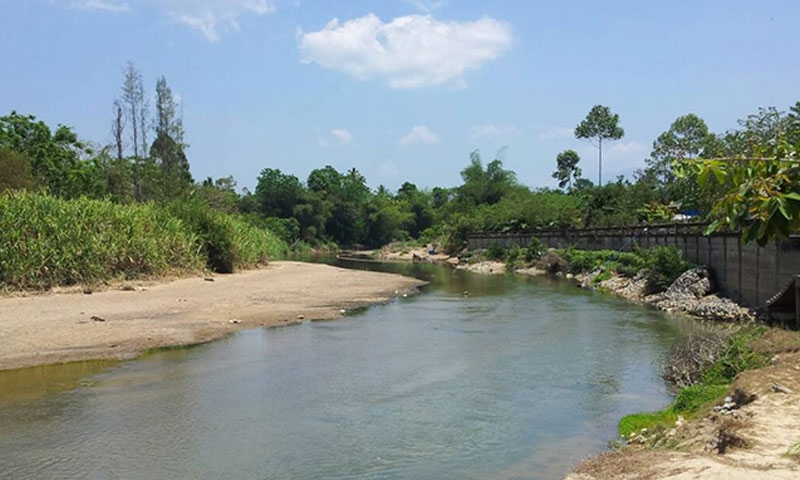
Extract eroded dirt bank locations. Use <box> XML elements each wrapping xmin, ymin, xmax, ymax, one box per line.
<box><xmin>567</xmin><ymin>351</ymin><xmax>800</xmax><ymax>479</ymax></box>
<box><xmin>0</xmin><ymin>261</ymin><xmax>424</xmax><ymax>371</ymax></box>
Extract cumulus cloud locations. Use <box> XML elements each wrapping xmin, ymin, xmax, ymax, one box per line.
<box><xmin>331</xmin><ymin>128</ymin><xmax>353</xmax><ymax>145</ymax></box>
<box><xmin>70</xmin><ymin>0</ymin><xmax>130</xmax><ymax>13</ymax></box>
<box><xmin>399</xmin><ymin>125</ymin><xmax>440</xmax><ymax>146</ymax></box>
<box><xmin>298</xmin><ymin>14</ymin><xmax>513</xmax><ymax>89</ymax></box>
<box><xmin>471</xmin><ymin>124</ymin><xmax>518</xmax><ymax>139</ymax></box>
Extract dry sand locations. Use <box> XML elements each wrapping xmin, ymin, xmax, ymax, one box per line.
<box><xmin>0</xmin><ymin>261</ymin><xmax>424</xmax><ymax>371</ymax></box>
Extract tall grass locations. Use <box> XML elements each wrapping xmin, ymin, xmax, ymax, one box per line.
<box><xmin>0</xmin><ymin>192</ymin><xmax>287</xmax><ymax>289</ymax></box>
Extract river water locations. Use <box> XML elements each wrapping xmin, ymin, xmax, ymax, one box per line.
<box><xmin>0</xmin><ymin>260</ymin><xmax>696</xmax><ymax>479</ymax></box>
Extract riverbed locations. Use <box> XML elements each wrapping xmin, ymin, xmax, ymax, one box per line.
<box><xmin>0</xmin><ymin>260</ymin><xmax>697</xmax><ymax>479</ymax></box>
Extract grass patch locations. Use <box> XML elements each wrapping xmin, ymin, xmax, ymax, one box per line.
<box><xmin>619</xmin><ymin>411</ymin><xmax>678</xmax><ymax>438</ymax></box>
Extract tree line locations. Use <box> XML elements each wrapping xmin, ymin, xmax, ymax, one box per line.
<box><xmin>2</xmin><ymin>72</ymin><xmax>798</xmax><ymax>252</ymax></box>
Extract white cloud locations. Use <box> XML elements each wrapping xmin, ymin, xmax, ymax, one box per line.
<box><xmin>298</xmin><ymin>14</ymin><xmax>513</xmax><ymax>89</ymax></box>
<box><xmin>162</xmin><ymin>0</ymin><xmax>276</xmax><ymax>42</ymax></box>
<box><xmin>70</xmin><ymin>0</ymin><xmax>130</xmax><ymax>13</ymax></box>
<box><xmin>538</xmin><ymin>126</ymin><xmax>574</xmax><ymax>140</ymax></box>
<box><xmin>471</xmin><ymin>124</ymin><xmax>518</xmax><ymax>139</ymax></box>
<box><xmin>331</xmin><ymin>128</ymin><xmax>353</xmax><ymax>145</ymax></box>
<box><xmin>399</xmin><ymin>125</ymin><xmax>440</xmax><ymax>146</ymax></box>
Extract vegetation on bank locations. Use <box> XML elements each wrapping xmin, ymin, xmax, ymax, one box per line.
<box><xmin>0</xmin><ymin>192</ymin><xmax>286</xmax><ymax>290</ymax></box>
<box><xmin>479</xmin><ymin>238</ymin><xmax>692</xmax><ymax>295</ymax></box>
<box><xmin>1</xmin><ymin>63</ymin><xmax>798</xmax><ymax>288</ymax></box>
<box><xmin>618</xmin><ymin>327</ymin><xmax>770</xmax><ymax>438</ymax></box>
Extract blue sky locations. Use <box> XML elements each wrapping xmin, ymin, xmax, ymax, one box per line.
<box><xmin>2</xmin><ymin>0</ymin><xmax>799</xmax><ymax>191</ymax></box>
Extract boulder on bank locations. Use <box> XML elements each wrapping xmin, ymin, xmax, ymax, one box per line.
<box><xmin>663</xmin><ymin>266</ymin><xmax>714</xmax><ymax>298</ymax></box>
<box><xmin>644</xmin><ymin>266</ymin><xmax>755</xmax><ymax>322</ymax></box>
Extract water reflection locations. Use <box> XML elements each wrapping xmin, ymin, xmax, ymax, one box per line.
<box><xmin>0</xmin><ymin>261</ymin><xmax>696</xmax><ymax>479</ymax></box>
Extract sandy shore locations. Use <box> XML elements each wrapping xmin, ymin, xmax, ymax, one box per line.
<box><xmin>0</xmin><ymin>261</ymin><xmax>424</xmax><ymax>371</ymax></box>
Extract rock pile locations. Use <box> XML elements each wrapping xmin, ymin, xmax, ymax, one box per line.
<box><xmin>643</xmin><ymin>267</ymin><xmax>755</xmax><ymax>323</ymax></box>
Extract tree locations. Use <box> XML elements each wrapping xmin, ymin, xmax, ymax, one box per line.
<box><xmin>645</xmin><ymin>114</ymin><xmax>715</xmax><ymax>209</ymax></box>
<box><xmin>575</xmin><ymin>105</ymin><xmax>624</xmax><ymax>186</ymax></box>
<box><xmin>458</xmin><ymin>150</ymin><xmax>517</xmax><ymax>205</ymax></box>
<box><xmin>552</xmin><ymin>149</ymin><xmax>582</xmax><ymax>190</ymax></box>
<box><xmin>255</xmin><ymin>168</ymin><xmax>306</xmax><ymax>218</ymax></box>
<box><xmin>151</xmin><ymin>76</ymin><xmax>191</xmax><ymax>198</ymax></box>
<box><xmin>0</xmin><ymin>112</ymin><xmax>92</xmax><ymax>198</ymax></box>
<box><xmin>121</xmin><ymin>62</ymin><xmax>148</xmax><ymax>200</ymax></box>
<box><xmin>685</xmin><ymin>135</ymin><xmax>799</xmax><ymax>246</ymax></box>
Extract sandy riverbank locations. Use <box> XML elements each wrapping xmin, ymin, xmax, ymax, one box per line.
<box><xmin>0</xmin><ymin>261</ymin><xmax>424</xmax><ymax>371</ymax></box>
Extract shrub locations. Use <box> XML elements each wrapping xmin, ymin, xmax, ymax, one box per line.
<box><xmin>525</xmin><ymin>237</ymin><xmax>545</xmax><ymax>261</ymax></box>
<box><xmin>164</xmin><ymin>200</ymin><xmax>286</xmax><ymax>273</ymax></box>
<box><xmin>641</xmin><ymin>246</ymin><xmax>691</xmax><ymax>293</ymax></box>
<box><xmin>486</xmin><ymin>241</ymin><xmax>505</xmax><ymax>260</ymax></box>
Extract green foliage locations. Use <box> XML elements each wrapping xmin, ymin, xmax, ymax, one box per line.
<box><xmin>620</xmin><ymin>328</ymin><xmax>769</xmax><ymax>438</ymax></box>
<box><xmin>485</xmin><ymin>242</ymin><xmax>505</xmax><ymax>261</ymax></box>
<box><xmin>163</xmin><ymin>200</ymin><xmax>285</xmax><ymax>273</ymax></box>
<box><xmin>552</xmin><ymin>149</ymin><xmax>582</xmax><ymax>190</ymax></box>
<box><xmin>0</xmin><ymin>146</ymin><xmax>38</xmax><ymax>192</ymax></box>
<box><xmin>0</xmin><ymin>192</ymin><xmax>203</xmax><ymax>288</ymax></box>
<box><xmin>526</xmin><ymin>237</ymin><xmax>545</xmax><ymax>261</ymax></box>
<box><xmin>701</xmin><ymin>328</ymin><xmax>768</xmax><ymax>385</ymax></box>
<box><xmin>640</xmin><ymin>246</ymin><xmax>692</xmax><ymax>293</ymax></box>
<box><xmin>0</xmin><ymin>192</ymin><xmax>287</xmax><ymax>290</ymax></box>
<box><xmin>683</xmin><ymin>137</ymin><xmax>800</xmax><ymax>246</ymax></box>
<box><xmin>0</xmin><ymin>111</ymin><xmax>95</xmax><ymax>198</ymax></box>
<box><xmin>619</xmin><ymin>411</ymin><xmax>678</xmax><ymax>438</ymax></box>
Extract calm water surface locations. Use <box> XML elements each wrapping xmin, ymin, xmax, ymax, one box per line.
<box><xmin>0</xmin><ymin>261</ymin><xmax>697</xmax><ymax>479</ymax></box>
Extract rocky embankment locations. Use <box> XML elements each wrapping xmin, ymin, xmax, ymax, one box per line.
<box><xmin>585</xmin><ymin>266</ymin><xmax>756</xmax><ymax>323</ymax></box>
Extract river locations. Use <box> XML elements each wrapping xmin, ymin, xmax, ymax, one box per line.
<box><xmin>0</xmin><ymin>260</ymin><xmax>697</xmax><ymax>479</ymax></box>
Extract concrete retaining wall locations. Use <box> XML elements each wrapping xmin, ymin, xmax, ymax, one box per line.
<box><xmin>467</xmin><ymin>224</ymin><xmax>800</xmax><ymax>309</ymax></box>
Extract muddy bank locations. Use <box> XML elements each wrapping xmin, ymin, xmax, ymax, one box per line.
<box><xmin>0</xmin><ymin>261</ymin><xmax>424</xmax><ymax>371</ymax></box>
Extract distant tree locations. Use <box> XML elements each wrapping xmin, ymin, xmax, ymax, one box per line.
<box><xmin>458</xmin><ymin>150</ymin><xmax>517</xmax><ymax>205</ymax></box>
<box><xmin>255</xmin><ymin>168</ymin><xmax>306</xmax><ymax>218</ymax></box>
<box><xmin>644</xmin><ymin>114</ymin><xmax>715</xmax><ymax>209</ymax></box>
<box><xmin>121</xmin><ymin>62</ymin><xmax>148</xmax><ymax>200</ymax></box>
<box><xmin>552</xmin><ymin>149</ymin><xmax>582</xmax><ymax>190</ymax></box>
<box><xmin>198</xmin><ymin>176</ymin><xmax>239</xmax><ymax>213</ymax></box>
<box><xmin>0</xmin><ymin>112</ymin><xmax>92</xmax><ymax>198</ymax></box>
<box><xmin>575</xmin><ymin>105</ymin><xmax>625</xmax><ymax>186</ymax></box>
<box><xmin>150</xmin><ymin>76</ymin><xmax>191</xmax><ymax>198</ymax></box>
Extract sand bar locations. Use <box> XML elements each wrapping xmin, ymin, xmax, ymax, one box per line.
<box><xmin>0</xmin><ymin>261</ymin><xmax>424</xmax><ymax>371</ymax></box>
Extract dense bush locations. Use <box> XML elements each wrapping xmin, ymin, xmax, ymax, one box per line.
<box><xmin>0</xmin><ymin>192</ymin><xmax>287</xmax><ymax>289</ymax></box>
<box><xmin>640</xmin><ymin>246</ymin><xmax>692</xmax><ymax>293</ymax></box>
<box><xmin>164</xmin><ymin>200</ymin><xmax>287</xmax><ymax>273</ymax></box>
<box><xmin>0</xmin><ymin>192</ymin><xmax>203</xmax><ymax>288</ymax></box>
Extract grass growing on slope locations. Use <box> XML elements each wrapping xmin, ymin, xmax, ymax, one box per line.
<box><xmin>619</xmin><ymin>327</ymin><xmax>769</xmax><ymax>438</ymax></box>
